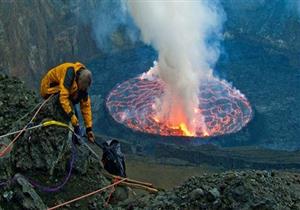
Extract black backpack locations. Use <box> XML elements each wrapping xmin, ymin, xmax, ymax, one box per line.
<box><xmin>99</xmin><ymin>139</ymin><xmax>126</xmax><ymax>177</ymax></box>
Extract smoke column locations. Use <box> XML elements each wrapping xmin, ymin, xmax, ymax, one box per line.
<box><xmin>127</xmin><ymin>1</ymin><xmax>224</xmax><ymax>133</ymax></box>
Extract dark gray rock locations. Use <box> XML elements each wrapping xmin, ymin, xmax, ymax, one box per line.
<box><xmin>2</xmin><ymin>191</ymin><xmax>13</xmax><ymax>202</ymax></box>
<box><xmin>208</xmin><ymin>188</ymin><xmax>220</xmax><ymax>201</ymax></box>
<box><xmin>14</xmin><ymin>174</ymin><xmax>47</xmax><ymax>210</ymax></box>
<box><xmin>190</xmin><ymin>188</ymin><xmax>204</xmax><ymax>200</ymax></box>
<box><xmin>0</xmin><ymin>1</ymin><xmax>100</xmax><ymax>88</ymax></box>
<box><xmin>0</xmin><ymin>78</ymin><xmax>96</xmax><ymax>209</ymax></box>
<box><xmin>124</xmin><ymin>170</ymin><xmax>300</xmax><ymax>210</ymax></box>
<box><xmin>11</xmin><ymin>94</ymin><xmax>73</xmax><ymax>176</ymax></box>
<box><xmin>222</xmin><ymin>0</ymin><xmax>300</xmax><ymax>53</ymax></box>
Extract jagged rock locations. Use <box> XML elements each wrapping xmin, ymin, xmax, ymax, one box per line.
<box><xmin>0</xmin><ymin>74</ymin><xmax>39</xmax><ymax>182</ymax></box>
<box><xmin>0</xmin><ymin>1</ymin><xmax>100</xmax><ymax>88</ymax></box>
<box><xmin>11</xmin><ymin>94</ymin><xmax>73</xmax><ymax>176</ymax></box>
<box><xmin>0</xmin><ymin>1</ymin><xmax>139</xmax><ymax>88</ymax></box>
<box><xmin>0</xmin><ymin>93</ymin><xmax>73</xmax><ymax>209</ymax></box>
<box><xmin>1</xmin><ymin>93</ymin><xmax>91</xmax><ymax>177</ymax></box>
<box><xmin>190</xmin><ymin>188</ymin><xmax>204</xmax><ymax>200</ymax></box>
<box><xmin>208</xmin><ymin>188</ymin><xmax>220</xmax><ymax>201</ymax></box>
<box><xmin>74</xmin><ymin>144</ymin><xmax>90</xmax><ymax>174</ymax></box>
<box><xmin>222</xmin><ymin>0</ymin><xmax>300</xmax><ymax>53</ymax></box>
<box><xmin>2</xmin><ymin>191</ymin><xmax>13</xmax><ymax>201</ymax></box>
<box><xmin>0</xmin><ymin>76</ymin><xmax>109</xmax><ymax>210</ymax></box>
<box><xmin>13</xmin><ymin>174</ymin><xmax>47</xmax><ymax>210</ymax></box>
<box><xmin>124</xmin><ymin>170</ymin><xmax>300</xmax><ymax>210</ymax></box>
<box><xmin>0</xmin><ymin>74</ymin><xmax>38</xmax><ymax>136</ymax></box>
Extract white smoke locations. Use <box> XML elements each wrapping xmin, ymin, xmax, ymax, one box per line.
<box><xmin>88</xmin><ymin>0</ymin><xmax>138</xmax><ymax>52</ymax></box>
<box><xmin>127</xmin><ymin>0</ymin><xmax>224</xmax><ymax>131</ymax></box>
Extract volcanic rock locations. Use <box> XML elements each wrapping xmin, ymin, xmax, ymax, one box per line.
<box><xmin>190</xmin><ymin>188</ymin><xmax>204</xmax><ymax>200</ymax></box>
<box><xmin>208</xmin><ymin>188</ymin><xmax>220</xmax><ymax>201</ymax></box>
<box><xmin>0</xmin><ymin>75</ymin><xmax>109</xmax><ymax>210</ymax></box>
<box><xmin>0</xmin><ymin>1</ymin><xmax>137</xmax><ymax>88</ymax></box>
<box><xmin>0</xmin><ymin>74</ymin><xmax>38</xmax><ymax>136</ymax></box>
<box><xmin>122</xmin><ymin>170</ymin><xmax>300</xmax><ymax>210</ymax></box>
<box><xmin>222</xmin><ymin>0</ymin><xmax>300</xmax><ymax>53</ymax></box>
<box><xmin>12</xmin><ymin>174</ymin><xmax>47</xmax><ymax>210</ymax></box>
<box><xmin>0</xmin><ymin>1</ymin><xmax>99</xmax><ymax>87</ymax></box>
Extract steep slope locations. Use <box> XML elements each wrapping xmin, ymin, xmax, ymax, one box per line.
<box><xmin>0</xmin><ymin>0</ymin><xmax>100</xmax><ymax>87</ymax></box>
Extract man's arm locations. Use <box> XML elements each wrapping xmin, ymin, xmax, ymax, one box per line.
<box><xmin>59</xmin><ymin>67</ymin><xmax>78</xmax><ymax>125</ymax></box>
<box><xmin>80</xmin><ymin>95</ymin><xmax>93</xmax><ymax>129</ymax></box>
<box><xmin>80</xmin><ymin>96</ymin><xmax>94</xmax><ymax>142</ymax></box>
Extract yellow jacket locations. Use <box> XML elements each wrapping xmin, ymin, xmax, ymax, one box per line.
<box><xmin>40</xmin><ymin>62</ymin><xmax>93</xmax><ymax>129</ymax></box>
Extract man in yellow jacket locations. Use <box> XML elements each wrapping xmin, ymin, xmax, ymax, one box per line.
<box><xmin>40</xmin><ymin>62</ymin><xmax>95</xmax><ymax>143</ymax></box>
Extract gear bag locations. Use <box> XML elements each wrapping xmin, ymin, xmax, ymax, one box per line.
<box><xmin>99</xmin><ymin>139</ymin><xmax>126</xmax><ymax>177</ymax></box>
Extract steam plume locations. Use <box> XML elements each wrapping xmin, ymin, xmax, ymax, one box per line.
<box><xmin>89</xmin><ymin>0</ymin><xmax>138</xmax><ymax>52</ymax></box>
<box><xmin>127</xmin><ymin>1</ymin><xmax>224</xmax><ymax>132</ymax></box>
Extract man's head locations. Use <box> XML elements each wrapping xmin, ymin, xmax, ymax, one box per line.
<box><xmin>77</xmin><ymin>69</ymin><xmax>92</xmax><ymax>91</ymax></box>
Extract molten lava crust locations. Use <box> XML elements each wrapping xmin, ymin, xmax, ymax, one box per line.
<box><xmin>106</xmin><ymin>75</ymin><xmax>252</xmax><ymax>138</ymax></box>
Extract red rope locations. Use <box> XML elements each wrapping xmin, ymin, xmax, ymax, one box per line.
<box><xmin>0</xmin><ymin>143</ymin><xmax>11</xmax><ymax>155</ymax></box>
<box><xmin>47</xmin><ymin>178</ymin><xmax>127</xmax><ymax>210</ymax></box>
<box><xmin>104</xmin><ymin>177</ymin><xmax>120</xmax><ymax>207</ymax></box>
<box><xmin>104</xmin><ymin>186</ymin><xmax>115</xmax><ymax>208</ymax></box>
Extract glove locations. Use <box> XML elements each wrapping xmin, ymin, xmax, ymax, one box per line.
<box><xmin>70</xmin><ymin>114</ymin><xmax>79</xmax><ymax>127</ymax></box>
<box><xmin>86</xmin><ymin>127</ymin><xmax>95</xmax><ymax>143</ymax></box>
<box><xmin>87</xmin><ymin>131</ymin><xmax>95</xmax><ymax>143</ymax></box>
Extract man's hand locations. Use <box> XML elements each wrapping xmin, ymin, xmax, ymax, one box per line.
<box><xmin>71</xmin><ymin>114</ymin><xmax>79</xmax><ymax>126</ymax></box>
<box><xmin>87</xmin><ymin>131</ymin><xmax>95</xmax><ymax>143</ymax></box>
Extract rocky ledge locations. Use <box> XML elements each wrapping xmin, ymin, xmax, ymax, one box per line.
<box><xmin>122</xmin><ymin>170</ymin><xmax>300</xmax><ymax>210</ymax></box>
<box><xmin>0</xmin><ymin>74</ymin><xmax>110</xmax><ymax>209</ymax></box>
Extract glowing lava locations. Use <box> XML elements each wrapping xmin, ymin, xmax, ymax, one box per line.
<box><xmin>106</xmin><ymin>72</ymin><xmax>252</xmax><ymax>138</ymax></box>
<box><xmin>179</xmin><ymin>123</ymin><xmax>194</xmax><ymax>136</ymax></box>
